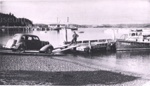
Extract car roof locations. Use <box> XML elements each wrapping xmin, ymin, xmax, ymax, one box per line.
<box><xmin>14</xmin><ymin>33</ymin><xmax>38</xmax><ymax>37</ymax></box>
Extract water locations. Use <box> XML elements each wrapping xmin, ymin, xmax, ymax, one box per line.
<box><xmin>1</xmin><ymin>28</ymin><xmax>150</xmax><ymax>77</ymax></box>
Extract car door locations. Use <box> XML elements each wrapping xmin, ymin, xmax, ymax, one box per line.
<box><xmin>24</xmin><ymin>36</ymin><xmax>34</xmax><ymax>50</ymax></box>
<box><xmin>32</xmin><ymin>36</ymin><xmax>41</xmax><ymax>50</ymax></box>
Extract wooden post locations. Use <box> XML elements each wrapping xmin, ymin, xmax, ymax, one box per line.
<box><xmin>88</xmin><ymin>41</ymin><xmax>92</xmax><ymax>53</ymax></box>
<box><xmin>65</xmin><ymin>27</ymin><xmax>68</xmax><ymax>42</ymax></box>
<box><xmin>65</xmin><ymin>17</ymin><xmax>69</xmax><ymax>42</ymax></box>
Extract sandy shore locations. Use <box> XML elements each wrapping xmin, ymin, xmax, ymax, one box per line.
<box><xmin>0</xmin><ymin>55</ymin><xmax>149</xmax><ymax>85</ymax></box>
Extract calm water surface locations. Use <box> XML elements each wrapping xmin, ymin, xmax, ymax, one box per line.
<box><xmin>0</xmin><ymin>28</ymin><xmax>150</xmax><ymax>77</ymax></box>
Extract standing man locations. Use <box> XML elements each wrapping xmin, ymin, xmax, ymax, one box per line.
<box><xmin>70</xmin><ymin>31</ymin><xmax>79</xmax><ymax>45</ymax></box>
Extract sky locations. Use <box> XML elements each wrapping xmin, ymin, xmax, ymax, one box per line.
<box><xmin>1</xmin><ymin>0</ymin><xmax>150</xmax><ymax>24</ymax></box>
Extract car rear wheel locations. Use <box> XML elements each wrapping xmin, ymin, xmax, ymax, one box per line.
<box><xmin>18</xmin><ymin>46</ymin><xmax>25</xmax><ymax>53</ymax></box>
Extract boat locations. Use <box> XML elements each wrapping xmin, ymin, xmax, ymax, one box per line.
<box><xmin>51</xmin><ymin>25</ymin><xmax>62</xmax><ymax>30</ymax></box>
<box><xmin>67</xmin><ymin>26</ymin><xmax>78</xmax><ymax>30</ymax></box>
<box><xmin>116</xmin><ymin>29</ymin><xmax>150</xmax><ymax>51</ymax></box>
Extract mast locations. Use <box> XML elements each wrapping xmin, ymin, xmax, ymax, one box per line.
<box><xmin>0</xmin><ymin>1</ymin><xmax>3</xmax><ymax>13</ymax></box>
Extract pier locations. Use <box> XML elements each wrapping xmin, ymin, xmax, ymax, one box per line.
<box><xmin>64</xmin><ymin>39</ymin><xmax>116</xmax><ymax>53</ymax></box>
<box><xmin>0</xmin><ymin>26</ymin><xmax>32</xmax><ymax>34</ymax></box>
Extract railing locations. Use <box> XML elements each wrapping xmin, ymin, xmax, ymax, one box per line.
<box><xmin>64</xmin><ymin>39</ymin><xmax>115</xmax><ymax>44</ymax></box>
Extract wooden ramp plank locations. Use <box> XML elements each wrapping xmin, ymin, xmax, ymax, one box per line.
<box><xmin>52</xmin><ymin>44</ymin><xmax>81</xmax><ymax>53</ymax></box>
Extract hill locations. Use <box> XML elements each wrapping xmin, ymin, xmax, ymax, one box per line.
<box><xmin>0</xmin><ymin>13</ymin><xmax>33</xmax><ymax>26</ymax></box>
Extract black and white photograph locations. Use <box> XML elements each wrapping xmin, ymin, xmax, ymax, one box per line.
<box><xmin>1</xmin><ymin>0</ymin><xmax>150</xmax><ymax>85</ymax></box>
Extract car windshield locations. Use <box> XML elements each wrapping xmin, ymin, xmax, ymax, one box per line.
<box><xmin>33</xmin><ymin>36</ymin><xmax>39</xmax><ymax>40</ymax></box>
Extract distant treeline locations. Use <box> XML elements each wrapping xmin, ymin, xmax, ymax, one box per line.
<box><xmin>0</xmin><ymin>13</ymin><xmax>33</xmax><ymax>26</ymax></box>
<box><xmin>75</xmin><ymin>24</ymin><xmax>150</xmax><ymax>28</ymax></box>
<box><xmin>34</xmin><ymin>23</ymin><xmax>150</xmax><ymax>28</ymax></box>
<box><xmin>94</xmin><ymin>24</ymin><xmax>150</xmax><ymax>28</ymax></box>
<box><xmin>51</xmin><ymin>24</ymin><xmax>150</xmax><ymax>28</ymax></box>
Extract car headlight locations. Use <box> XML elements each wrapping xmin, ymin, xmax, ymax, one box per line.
<box><xmin>2</xmin><ymin>45</ymin><xmax>5</xmax><ymax>48</ymax></box>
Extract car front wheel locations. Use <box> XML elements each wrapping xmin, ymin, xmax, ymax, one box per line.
<box><xmin>46</xmin><ymin>47</ymin><xmax>53</xmax><ymax>54</ymax></box>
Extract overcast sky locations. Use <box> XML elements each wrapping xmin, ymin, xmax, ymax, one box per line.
<box><xmin>1</xmin><ymin>0</ymin><xmax>150</xmax><ymax>24</ymax></box>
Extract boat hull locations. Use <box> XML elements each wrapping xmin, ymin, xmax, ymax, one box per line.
<box><xmin>116</xmin><ymin>39</ymin><xmax>150</xmax><ymax>51</ymax></box>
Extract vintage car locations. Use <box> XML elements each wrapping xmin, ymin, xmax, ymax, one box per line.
<box><xmin>4</xmin><ymin>33</ymin><xmax>54</xmax><ymax>53</ymax></box>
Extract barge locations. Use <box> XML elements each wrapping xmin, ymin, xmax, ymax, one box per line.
<box><xmin>116</xmin><ymin>29</ymin><xmax>150</xmax><ymax>51</ymax></box>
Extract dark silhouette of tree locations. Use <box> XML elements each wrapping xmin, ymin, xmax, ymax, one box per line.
<box><xmin>0</xmin><ymin>13</ymin><xmax>33</xmax><ymax>26</ymax></box>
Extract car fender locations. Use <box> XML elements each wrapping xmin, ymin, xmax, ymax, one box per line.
<box><xmin>39</xmin><ymin>44</ymin><xmax>54</xmax><ymax>53</ymax></box>
<box><xmin>4</xmin><ymin>39</ymin><xmax>16</xmax><ymax>49</ymax></box>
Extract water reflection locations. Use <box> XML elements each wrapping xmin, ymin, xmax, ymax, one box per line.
<box><xmin>116</xmin><ymin>51</ymin><xmax>150</xmax><ymax>75</ymax></box>
<box><xmin>56</xmin><ymin>51</ymin><xmax>150</xmax><ymax>76</ymax></box>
